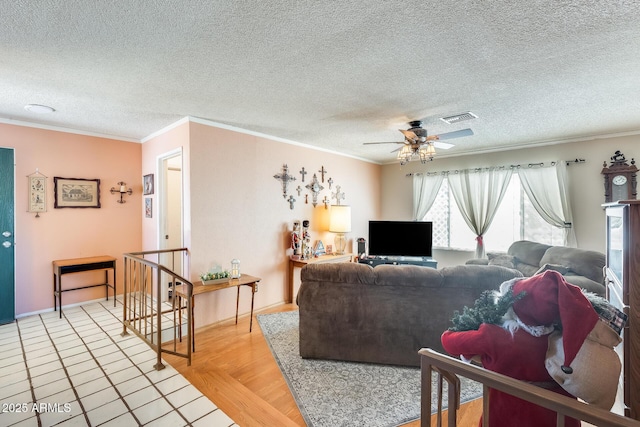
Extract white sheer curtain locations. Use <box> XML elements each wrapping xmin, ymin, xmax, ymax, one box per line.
<box><xmin>448</xmin><ymin>167</ymin><xmax>513</xmax><ymax>258</ymax></box>
<box><xmin>518</xmin><ymin>161</ymin><xmax>577</xmax><ymax>247</ymax></box>
<box><xmin>412</xmin><ymin>173</ymin><xmax>445</xmax><ymax>221</ymax></box>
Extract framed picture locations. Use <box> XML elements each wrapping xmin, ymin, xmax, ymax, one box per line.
<box><xmin>28</xmin><ymin>173</ymin><xmax>47</xmax><ymax>214</ymax></box>
<box><xmin>143</xmin><ymin>174</ymin><xmax>154</xmax><ymax>195</ymax></box>
<box><xmin>53</xmin><ymin>177</ymin><xmax>100</xmax><ymax>208</ymax></box>
<box><xmin>145</xmin><ymin>198</ymin><xmax>152</xmax><ymax>218</ymax></box>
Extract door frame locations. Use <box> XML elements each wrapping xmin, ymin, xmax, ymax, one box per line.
<box><xmin>157</xmin><ymin>148</ymin><xmax>184</xmax><ymax>300</ymax></box>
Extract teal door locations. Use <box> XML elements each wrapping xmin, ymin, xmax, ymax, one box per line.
<box><xmin>0</xmin><ymin>148</ymin><xmax>15</xmax><ymax>324</ymax></box>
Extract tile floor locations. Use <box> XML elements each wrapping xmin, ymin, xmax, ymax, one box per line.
<box><xmin>0</xmin><ymin>299</ymin><xmax>237</xmax><ymax>427</ymax></box>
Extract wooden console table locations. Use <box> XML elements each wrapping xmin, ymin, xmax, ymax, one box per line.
<box><xmin>174</xmin><ymin>274</ymin><xmax>261</xmax><ymax>351</ymax></box>
<box><xmin>52</xmin><ymin>255</ymin><xmax>116</xmax><ymax>318</ymax></box>
<box><xmin>288</xmin><ymin>253</ymin><xmax>353</xmax><ymax>303</ymax></box>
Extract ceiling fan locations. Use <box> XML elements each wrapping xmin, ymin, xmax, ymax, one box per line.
<box><xmin>364</xmin><ymin>120</ymin><xmax>473</xmax><ymax>164</ymax></box>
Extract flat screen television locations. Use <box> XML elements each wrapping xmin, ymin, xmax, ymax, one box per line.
<box><xmin>368</xmin><ymin>221</ymin><xmax>433</xmax><ymax>257</ymax></box>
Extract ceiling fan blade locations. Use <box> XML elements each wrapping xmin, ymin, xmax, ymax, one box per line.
<box><xmin>433</xmin><ymin>141</ymin><xmax>455</xmax><ymax>150</ymax></box>
<box><xmin>399</xmin><ymin>129</ymin><xmax>418</xmax><ymax>141</ymax></box>
<box><xmin>363</xmin><ymin>141</ymin><xmax>404</xmax><ymax>145</ymax></box>
<box><xmin>434</xmin><ymin>128</ymin><xmax>473</xmax><ymax>140</ymax></box>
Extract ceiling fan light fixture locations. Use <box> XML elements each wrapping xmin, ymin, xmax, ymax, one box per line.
<box><xmin>419</xmin><ymin>143</ymin><xmax>436</xmax><ymax>163</ymax></box>
<box><xmin>397</xmin><ymin>145</ymin><xmax>413</xmax><ymax>165</ymax></box>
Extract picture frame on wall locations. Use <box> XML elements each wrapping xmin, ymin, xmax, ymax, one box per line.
<box><xmin>145</xmin><ymin>198</ymin><xmax>152</xmax><ymax>218</ymax></box>
<box><xmin>143</xmin><ymin>174</ymin><xmax>154</xmax><ymax>195</ymax></box>
<box><xmin>53</xmin><ymin>177</ymin><xmax>101</xmax><ymax>208</ymax></box>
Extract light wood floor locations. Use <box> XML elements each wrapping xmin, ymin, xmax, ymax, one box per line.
<box><xmin>163</xmin><ymin>303</ymin><xmax>483</xmax><ymax>427</ymax></box>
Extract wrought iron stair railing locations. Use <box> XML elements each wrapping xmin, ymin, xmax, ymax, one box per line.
<box><xmin>122</xmin><ymin>248</ymin><xmax>193</xmax><ymax>370</ymax></box>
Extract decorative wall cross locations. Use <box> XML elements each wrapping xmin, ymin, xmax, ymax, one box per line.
<box><xmin>296</xmin><ymin>185</ymin><xmax>302</xmax><ymax>196</ymax></box>
<box><xmin>299</xmin><ymin>167</ymin><xmax>307</xmax><ymax>182</ymax></box>
<box><xmin>273</xmin><ymin>164</ymin><xmax>296</xmax><ymax>198</ymax></box>
<box><xmin>322</xmin><ymin>196</ymin><xmax>330</xmax><ymax>209</ymax></box>
<box><xmin>287</xmin><ymin>195</ymin><xmax>296</xmax><ymax>210</ymax></box>
<box><xmin>327</xmin><ymin>177</ymin><xmax>333</xmax><ymax>189</ymax></box>
<box><xmin>318</xmin><ymin>166</ymin><xmax>327</xmax><ymax>182</ymax></box>
<box><xmin>305</xmin><ymin>174</ymin><xmax>324</xmax><ymax>207</ymax></box>
<box><xmin>332</xmin><ymin>185</ymin><xmax>345</xmax><ymax>205</ymax></box>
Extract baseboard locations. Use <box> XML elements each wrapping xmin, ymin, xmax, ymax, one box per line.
<box><xmin>15</xmin><ymin>296</ymin><xmax>121</xmax><ymax>319</ymax></box>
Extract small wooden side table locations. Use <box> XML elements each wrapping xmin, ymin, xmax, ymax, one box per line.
<box><xmin>174</xmin><ymin>274</ymin><xmax>261</xmax><ymax>351</ymax></box>
<box><xmin>52</xmin><ymin>255</ymin><xmax>117</xmax><ymax>318</ymax></box>
<box><xmin>287</xmin><ymin>253</ymin><xmax>353</xmax><ymax>303</ymax></box>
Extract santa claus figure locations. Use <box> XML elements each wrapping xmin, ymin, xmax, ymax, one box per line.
<box><xmin>441</xmin><ymin>270</ymin><xmax>624</xmax><ymax>427</ymax></box>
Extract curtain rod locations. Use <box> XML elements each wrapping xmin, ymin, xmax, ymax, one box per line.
<box><xmin>406</xmin><ymin>158</ymin><xmax>586</xmax><ymax>177</ymax></box>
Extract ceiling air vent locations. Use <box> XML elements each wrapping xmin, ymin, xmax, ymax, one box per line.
<box><xmin>440</xmin><ymin>112</ymin><xmax>477</xmax><ymax>124</ymax></box>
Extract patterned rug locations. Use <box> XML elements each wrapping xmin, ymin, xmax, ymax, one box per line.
<box><xmin>257</xmin><ymin>311</ymin><xmax>482</xmax><ymax>427</ymax></box>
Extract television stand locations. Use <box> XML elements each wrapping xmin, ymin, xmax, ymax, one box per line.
<box><xmin>358</xmin><ymin>255</ymin><xmax>437</xmax><ymax>269</ymax></box>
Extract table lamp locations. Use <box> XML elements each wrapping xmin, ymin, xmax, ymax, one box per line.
<box><xmin>329</xmin><ymin>205</ymin><xmax>351</xmax><ymax>255</ymax></box>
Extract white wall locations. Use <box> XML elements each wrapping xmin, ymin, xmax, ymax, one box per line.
<box><xmin>380</xmin><ymin>134</ymin><xmax>639</xmax><ymax>267</ymax></box>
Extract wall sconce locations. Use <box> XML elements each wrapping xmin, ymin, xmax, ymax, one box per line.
<box><xmin>110</xmin><ymin>181</ymin><xmax>133</xmax><ymax>203</ymax></box>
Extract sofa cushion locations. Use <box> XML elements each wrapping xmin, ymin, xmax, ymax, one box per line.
<box><xmin>488</xmin><ymin>254</ymin><xmax>517</xmax><ymax>269</ymax></box>
<box><xmin>514</xmin><ymin>261</ymin><xmax>540</xmax><ymax>277</ymax></box>
<box><xmin>535</xmin><ymin>263</ymin><xmax>570</xmax><ymax>276</ymax></box>
<box><xmin>562</xmin><ymin>274</ymin><xmax>606</xmax><ymax>296</ymax></box>
<box><xmin>540</xmin><ymin>246</ymin><xmax>605</xmax><ymax>284</ymax></box>
<box><xmin>508</xmin><ymin>240</ymin><xmax>552</xmax><ymax>267</ymax></box>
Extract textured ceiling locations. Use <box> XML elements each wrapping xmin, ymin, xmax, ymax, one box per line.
<box><xmin>2</xmin><ymin>0</ymin><xmax>640</xmax><ymax>163</ymax></box>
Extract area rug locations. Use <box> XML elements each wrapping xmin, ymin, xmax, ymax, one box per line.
<box><xmin>257</xmin><ymin>311</ymin><xmax>482</xmax><ymax>427</ymax></box>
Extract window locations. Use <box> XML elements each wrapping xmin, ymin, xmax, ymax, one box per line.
<box><xmin>424</xmin><ymin>174</ymin><xmax>564</xmax><ymax>251</ymax></box>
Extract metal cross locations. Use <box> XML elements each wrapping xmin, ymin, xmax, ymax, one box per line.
<box><xmin>287</xmin><ymin>195</ymin><xmax>296</xmax><ymax>210</ymax></box>
<box><xmin>273</xmin><ymin>164</ymin><xmax>296</xmax><ymax>199</ymax></box>
<box><xmin>299</xmin><ymin>167</ymin><xmax>307</xmax><ymax>182</ymax></box>
<box><xmin>318</xmin><ymin>166</ymin><xmax>327</xmax><ymax>182</ymax></box>
<box><xmin>305</xmin><ymin>194</ymin><xmax>309</xmax><ymax>204</ymax></box>
<box><xmin>327</xmin><ymin>177</ymin><xmax>333</xmax><ymax>189</ymax></box>
<box><xmin>322</xmin><ymin>196</ymin><xmax>330</xmax><ymax>209</ymax></box>
<box><xmin>332</xmin><ymin>185</ymin><xmax>345</xmax><ymax>205</ymax></box>
<box><xmin>296</xmin><ymin>185</ymin><xmax>302</xmax><ymax>196</ymax></box>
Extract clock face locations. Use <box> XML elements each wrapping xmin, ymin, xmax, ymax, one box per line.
<box><xmin>613</xmin><ymin>175</ymin><xmax>628</xmax><ymax>186</ymax></box>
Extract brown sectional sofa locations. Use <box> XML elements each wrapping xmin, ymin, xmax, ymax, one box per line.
<box><xmin>297</xmin><ymin>262</ymin><xmax>522</xmax><ymax>367</ymax></box>
<box><xmin>466</xmin><ymin>240</ymin><xmax>606</xmax><ymax>295</ymax></box>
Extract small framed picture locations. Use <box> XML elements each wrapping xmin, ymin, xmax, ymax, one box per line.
<box><xmin>326</xmin><ymin>244</ymin><xmax>333</xmax><ymax>255</ymax></box>
<box><xmin>145</xmin><ymin>198</ymin><xmax>153</xmax><ymax>218</ymax></box>
<box><xmin>143</xmin><ymin>174</ymin><xmax>154</xmax><ymax>195</ymax></box>
<box><xmin>54</xmin><ymin>177</ymin><xmax>101</xmax><ymax>208</ymax></box>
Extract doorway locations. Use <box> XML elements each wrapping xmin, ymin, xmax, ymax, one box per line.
<box><xmin>0</xmin><ymin>148</ymin><xmax>15</xmax><ymax>324</ymax></box>
<box><xmin>158</xmin><ymin>150</ymin><xmax>183</xmax><ymax>301</ymax></box>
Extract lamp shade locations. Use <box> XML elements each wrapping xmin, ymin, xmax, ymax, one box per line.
<box><xmin>329</xmin><ymin>205</ymin><xmax>352</xmax><ymax>233</ymax></box>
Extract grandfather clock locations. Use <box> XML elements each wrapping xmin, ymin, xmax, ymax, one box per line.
<box><xmin>602</xmin><ymin>151</ymin><xmax>638</xmax><ymax>203</ymax></box>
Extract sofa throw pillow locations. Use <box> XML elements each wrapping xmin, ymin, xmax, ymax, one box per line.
<box><xmin>535</xmin><ymin>263</ymin><xmax>570</xmax><ymax>276</ymax></box>
<box><xmin>487</xmin><ymin>251</ymin><xmax>508</xmax><ymax>260</ymax></box>
<box><xmin>488</xmin><ymin>254</ymin><xmax>517</xmax><ymax>269</ymax></box>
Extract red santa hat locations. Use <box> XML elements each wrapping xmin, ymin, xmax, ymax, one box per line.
<box><xmin>503</xmin><ymin>270</ymin><xmax>599</xmax><ymax>372</ymax></box>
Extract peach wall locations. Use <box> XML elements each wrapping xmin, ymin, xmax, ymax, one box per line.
<box><xmin>0</xmin><ymin>123</ymin><xmax>142</xmax><ymax>316</ymax></box>
<box><xmin>141</xmin><ymin>120</ymin><xmax>191</xmax><ymax>253</ymax></box>
<box><xmin>186</xmin><ymin>121</ymin><xmax>381</xmax><ymax>327</ymax></box>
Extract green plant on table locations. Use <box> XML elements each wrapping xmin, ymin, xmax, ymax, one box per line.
<box><xmin>200</xmin><ymin>270</ymin><xmax>230</xmax><ymax>281</ymax></box>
